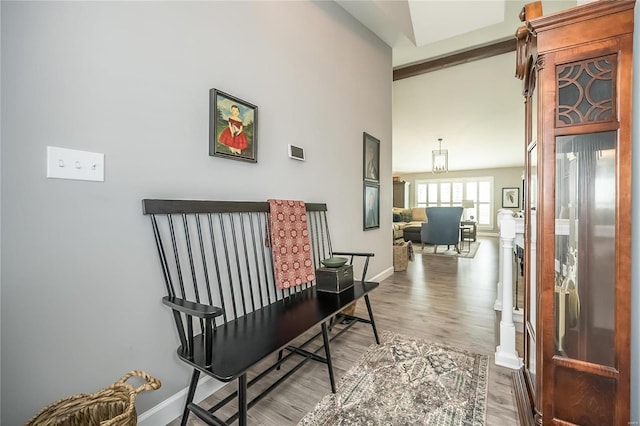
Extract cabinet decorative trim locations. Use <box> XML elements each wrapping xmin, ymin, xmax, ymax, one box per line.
<box><xmin>556</xmin><ymin>55</ymin><xmax>616</xmax><ymax>126</ymax></box>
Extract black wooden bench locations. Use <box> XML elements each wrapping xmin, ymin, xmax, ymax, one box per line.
<box><xmin>142</xmin><ymin>199</ymin><xmax>380</xmax><ymax>426</ymax></box>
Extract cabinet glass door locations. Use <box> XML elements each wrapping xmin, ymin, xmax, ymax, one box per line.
<box><xmin>526</xmin><ymin>143</ymin><xmax>537</xmax><ymax>389</ymax></box>
<box><xmin>554</xmin><ymin>131</ymin><xmax>616</xmax><ymax>365</ymax></box>
<box><xmin>524</xmin><ymin>66</ymin><xmax>538</xmax><ymax>392</ymax></box>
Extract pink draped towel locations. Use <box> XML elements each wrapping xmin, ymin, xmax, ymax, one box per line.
<box><xmin>267</xmin><ymin>199</ymin><xmax>316</xmax><ymax>289</ymax></box>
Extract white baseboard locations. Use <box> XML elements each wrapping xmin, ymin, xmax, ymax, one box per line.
<box><xmin>139</xmin><ymin>266</ymin><xmax>393</xmax><ymax>424</ymax></box>
<box><xmin>477</xmin><ymin>231</ymin><xmax>499</xmax><ymax>237</ymax></box>
<box><xmin>372</xmin><ymin>266</ymin><xmax>394</xmax><ymax>282</ymax></box>
<box><xmin>137</xmin><ymin>375</ymin><xmax>225</xmax><ymax>426</ymax></box>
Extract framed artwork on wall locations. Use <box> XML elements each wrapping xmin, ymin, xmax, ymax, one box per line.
<box><xmin>363</xmin><ymin>132</ymin><xmax>380</xmax><ymax>182</ymax></box>
<box><xmin>364</xmin><ymin>182</ymin><xmax>380</xmax><ymax>230</ymax></box>
<box><xmin>502</xmin><ymin>187</ymin><xmax>520</xmax><ymax>208</ymax></box>
<box><xmin>210</xmin><ymin>89</ymin><xmax>258</xmax><ymax>163</ymax></box>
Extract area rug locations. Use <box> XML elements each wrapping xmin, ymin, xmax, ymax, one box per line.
<box><xmin>298</xmin><ymin>331</ymin><xmax>488</xmax><ymax>426</ymax></box>
<box><xmin>417</xmin><ymin>241</ymin><xmax>480</xmax><ymax>259</ymax></box>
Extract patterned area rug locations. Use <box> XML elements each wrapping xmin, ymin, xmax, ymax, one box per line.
<box><xmin>299</xmin><ymin>331</ymin><xmax>488</xmax><ymax>426</ymax></box>
<box><xmin>418</xmin><ymin>241</ymin><xmax>480</xmax><ymax>259</ymax></box>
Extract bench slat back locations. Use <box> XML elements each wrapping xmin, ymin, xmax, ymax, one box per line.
<box><xmin>143</xmin><ymin>200</ymin><xmax>333</xmax><ymax>330</ymax></box>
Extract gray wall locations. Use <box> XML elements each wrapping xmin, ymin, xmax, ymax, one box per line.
<box><xmin>396</xmin><ymin>166</ymin><xmax>523</xmax><ymax>233</ymax></box>
<box><xmin>0</xmin><ymin>1</ymin><xmax>392</xmax><ymax>423</ymax></box>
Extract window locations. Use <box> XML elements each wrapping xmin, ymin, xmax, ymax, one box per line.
<box><xmin>415</xmin><ymin>177</ymin><xmax>494</xmax><ymax>227</ymax></box>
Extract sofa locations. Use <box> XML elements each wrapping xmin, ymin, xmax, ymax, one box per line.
<box><xmin>392</xmin><ymin>207</ymin><xmax>428</xmax><ymax>242</ymax></box>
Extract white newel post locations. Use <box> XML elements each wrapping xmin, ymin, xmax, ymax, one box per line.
<box><xmin>494</xmin><ymin>209</ymin><xmax>512</xmax><ymax>311</ymax></box>
<box><xmin>495</xmin><ymin>213</ymin><xmax>523</xmax><ymax>369</ymax></box>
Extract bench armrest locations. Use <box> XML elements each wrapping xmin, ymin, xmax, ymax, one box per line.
<box><xmin>331</xmin><ymin>251</ymin><xmax>374</xmax><ymax>258</ymax></box>
<box><xmin>331</xmin><ymin>251</ymin><xmax>375</xmax><ymax>282</ymax></box>
<box><xmin>162</xmin><ymin>296</ymin><xmax>223</xmax><ymax>319</ymax></box>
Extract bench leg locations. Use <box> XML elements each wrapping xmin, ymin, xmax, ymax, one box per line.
<box><xmin>276</xmin><ymin>349</ymin><xmax>283</xmax><ymax>370</ymax></box>
<box><xmin>238</xmin><ymin>373</ymin><xmax>248</xmax><ymax>426</ymax></box>
<box><xmin>321</xmin><ymin>322</ymin><xmax>336</xmax><ymax>393</ymax></box>
<box><xmin>364</xmin><ymin>294</ymin><xmax>380</xmax><ymax>344</ymax></box>
<box><xmin>181</xmin><ymin>369</ymin><xmax>200</xmax><ymax>426</ymax></box>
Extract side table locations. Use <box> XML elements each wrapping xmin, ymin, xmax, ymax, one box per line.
<box><xmin>459</xmin><ymin>226</ymin><xmax>472</xmax><ymax>253</ymax></box>
<box><xmin>460</xmin><ymin>220</ymin><xmax>477</xmax><ymax>241</ymax></box>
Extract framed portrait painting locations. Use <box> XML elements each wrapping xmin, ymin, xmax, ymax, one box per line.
<box><xmin>502</xmin><ymin>187</ymin><xmax>520</xmax><ymax>208</ymax></box>
<box><xmin>363</xmin><ymin>132</ymin><xmax>380</xmax><ymax>182</ymax></box>
<box><xmin>210</xmin><ymin>89</ymin><xmax>258</xmax><ymax>163</ymax></box>
<box><xmin>363</xmin><ymin>182</ymin><xmax>380</xmax><ymax>230</ymax></box>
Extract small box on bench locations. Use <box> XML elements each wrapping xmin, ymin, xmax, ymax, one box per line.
<box><xmin>316</xmin><ymin>265</ymin><xmax>354</xmax><ymax>293</ymax></box>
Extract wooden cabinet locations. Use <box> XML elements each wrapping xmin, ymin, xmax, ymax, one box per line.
<box><xmin>393</xmin><ymin>181</ymin><xmax>409</xmax><ymax>208</ymax></box>
<box><xmin>514</xmin><ymin>1</ymin><xmax>634</xmax><ymax>425</ymax></box>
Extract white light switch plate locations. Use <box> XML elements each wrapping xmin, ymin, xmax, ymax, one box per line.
<box><xmin>47</xmin><ymin>146</ymin><xmax>105</xmax><ymax>182</ymax></box>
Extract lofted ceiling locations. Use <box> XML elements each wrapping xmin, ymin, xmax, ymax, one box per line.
<box><xmin>336</xmin><ymin>0</ymin><xmax>583</xmax><ymax>174</ymax></box>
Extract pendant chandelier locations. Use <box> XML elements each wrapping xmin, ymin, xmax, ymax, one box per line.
<box><xmin>432</xmin><ymin>138</ymin><xmax>448</xmax><ymax>174</ymax></box>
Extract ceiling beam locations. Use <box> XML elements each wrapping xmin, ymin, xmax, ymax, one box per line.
<box><xmin>393</xmin><ymin>38</ymin><xmax>516</xmax><ymax>81</ymax></box>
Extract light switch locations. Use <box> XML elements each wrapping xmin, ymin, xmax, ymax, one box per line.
<box><xmin>46</xmin><ymin>146</ymin><xmax>105</xmax><ymax>182</ymax></box>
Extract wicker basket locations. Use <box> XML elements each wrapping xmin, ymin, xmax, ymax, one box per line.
<box><xmin>393</xmin><ymin>241</ymin><xmax>410</xmax><ymax>272</ymax></box>
<box><xmin>25</xmin><ymin>370</ymin><xmax>161</xmax><ymax>426</ymax></box>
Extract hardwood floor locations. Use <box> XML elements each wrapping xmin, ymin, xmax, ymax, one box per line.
<box><xmin>170</xmin><ymin>236</ymin><xmax>520</xmax><ymax>425</ymax></box>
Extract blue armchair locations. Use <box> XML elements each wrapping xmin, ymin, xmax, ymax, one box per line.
<box><xmin>420</xmin><ymin>207</ymin><xmax>463</xmax><ymax>253</ymax></box>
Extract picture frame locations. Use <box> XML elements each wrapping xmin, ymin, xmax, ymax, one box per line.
<box><xmin>363</xmin><ymin>182</ymin><xmax>380</xmax><ymax>230</ymax></box>
<box><xmin>502</xmin><ymin>187</ymin><xmax>520</xmax><ymax>208</ymax></box>
<box><xmin>210</xmin><ymin>89</ymin><xmax>258</xmax><ymax>163</ymax></box>
<box><xmin>363</xmin><ymin>132</ymin><xmax>380</xmax><ymax>182</ymax></box>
